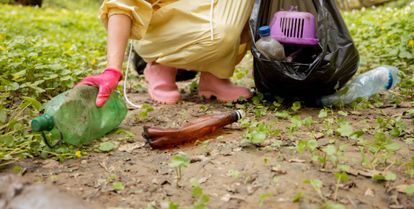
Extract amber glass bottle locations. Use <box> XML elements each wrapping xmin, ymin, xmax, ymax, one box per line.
<box><xmin>143</xmin><ymin>110</ymin><xmax>244</xmax><ymax>149</ymax></box>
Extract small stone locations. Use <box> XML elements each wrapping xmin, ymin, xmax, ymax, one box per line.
<box><xmin>233</xmin><ymin>147</ymin><xmax>242</xmax><ymax>152</ymax></box>
<box><xmin>276</xmin><ymin>197</ymin><xmax>289</xmax><ymax>202</ymax></box>
<box><xmin>226</xmin><ymin>183</ymin><xmax>241</xmax><ymax>193</ymax></box>
<box><xmin>271</xmin><ymin>166</ymin><xmax>287</xmax><ymax>175</ymax></box>
<box><xmin>315</xmin><ymin>133</ymin><xmax>324</xmax><ymax>139</ymax></box>
<box><xmin>198</xmin><ymin>176</ymin><xmax>209</xmax><ymax>184</ymax></box>
<box><xmin>364</xmin><ymin>188</ymin><xmax>375</xmax><ymax>197</ymax></box>
<box><xmin>399</xmin><ymin>102</ymin><xmax>411</xmax><ymax>108</ymax></box>
<box><xmin>151</xmin><ymin>178</ymin><xmax>159</xmax><ymax>185</ymax></box>
<box><xmin>42</xmin><ymin>159</ymin><xmax>60</xmax><ymax>169</ymax></box>
<box><xmin>246</xmin><ymin>185</ymin><xmax>259</xmax><ymax>195</ymax></box>
<box><xmin>221</xmin><ymin>193</ymin><xmax>231</xmax><ymax>202</ymax></box>
<box><xmin>190</xmin><ymin>155</ymin><xmax>209</xmax><ymax>163</ymax></box>
<box><xmin>350</xmin><ymin>111</ymin><xmax>363</xmax><ymax>116</ymax></box>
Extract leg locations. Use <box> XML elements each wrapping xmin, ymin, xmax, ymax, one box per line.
<box><xmin>144</xmin><ymin>62</ymin><xmax>181</xmax><ymax>104</ymax></box>
<box><xmin>197</xmin><ymin>0</ymin><xmax>254</xmax><ymax>102</ymax></box>
<box><xmin>198</xmin><ymin>72</ymin><xmax>253</xmax><ymax>102</ymax></box>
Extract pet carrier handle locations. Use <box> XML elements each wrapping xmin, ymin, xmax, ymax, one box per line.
<box><xmin>289</xmin><ymin>5</ymin><xmax>298</xmax><ymax>11</ymax></box>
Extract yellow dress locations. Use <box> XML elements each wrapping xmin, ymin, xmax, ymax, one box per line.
<box><xmin>100</xmin><ymin>0</ymin><xmax>254</xmax><ymax>79</ymax></box>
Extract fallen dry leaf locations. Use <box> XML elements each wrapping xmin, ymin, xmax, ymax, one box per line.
<box><xmin>118</xmin><ymin>142</ymin><xmax>145</xmax><ymax>153</ymax></box>
<box><xmin>288</xmin><ymin>159</ymin><xmax>306</xmax><ymax>163</ymax></box>
<box><xmin>394</xmin><ymin>184</ymin><xmax>411</xmax><ymax>194</ymax></box>
<box><xmin>220</xmin><ymin>193</ymin><xmax>245</xmax><ymax>202</ymax></box>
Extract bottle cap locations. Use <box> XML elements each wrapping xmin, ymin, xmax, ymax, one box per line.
<box><xmin>31</xmin><ymin>114</ymin><xmax>54</xmax><ymax>132</ymax></box>
<box><xmin>235</xmin><ymin>110</ymin><xmax>245</xmax><ymax>120</ymax></box>
<box><xmin>384</xmin><ymin>66</ymin><xmax>399</xmax><ymax>90</ymax></box>
<box><xmin>259</xmin><ymin>26</ymin><xmax>271</xmax><ymax>37</ymax></box>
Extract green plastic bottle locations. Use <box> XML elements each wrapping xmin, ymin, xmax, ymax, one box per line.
<box><xmin>31</xmin><ymin>86</ymin><xmax>128</xmax><ymax>145</ymax></box>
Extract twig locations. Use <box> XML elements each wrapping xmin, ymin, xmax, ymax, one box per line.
<box><xmin>333</xmin><ymin>178</ymin><xmax>340</xmax><ymax>201</ymax></box>
<box><xmin>0</xmin><ymin>160</ymin><xmax>17</xmax><ymax>168</ymax></box>
<box><xmin>346</xmin><ymin>195</ymin><xmax>358</xmax><ymax>209</ymax></box>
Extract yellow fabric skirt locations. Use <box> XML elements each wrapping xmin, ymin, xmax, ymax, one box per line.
<box><xmin>100</xmin><ymin>0</ymin><xmax>254</xmax><ymax>79</ymax></box>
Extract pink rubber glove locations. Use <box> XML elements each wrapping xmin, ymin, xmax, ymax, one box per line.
<box><xmin>76</xmin><ymin>68</ymin><xmax>123</xmax><ymax>107</ymax></box>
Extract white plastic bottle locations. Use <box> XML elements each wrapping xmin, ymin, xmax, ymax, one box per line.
<box><xmin>256</xmin><ymin>26</ymin><xmax>285</xmax><ymax>60</ymax></box>
<box><xmin>320</xmin><ymin>66</ymin><xmax>400</xmax><ymax>106</ymax></box>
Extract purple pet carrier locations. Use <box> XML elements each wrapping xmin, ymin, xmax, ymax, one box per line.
<box><xmin>270</xmin><ymin>6</ymin><xmax>318</xmax><ymax>45</ymax></box>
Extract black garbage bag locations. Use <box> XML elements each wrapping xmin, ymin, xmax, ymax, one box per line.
<box><xmin>250</xmin><ymin>0</ymin><xmax>359</xmax><ymax>101</ymax></box>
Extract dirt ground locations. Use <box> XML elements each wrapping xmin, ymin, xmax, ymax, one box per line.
<box><xmin>2</xmin><ymin>57</ymin><xmax>414</xmax><ymax>209</ymax></box>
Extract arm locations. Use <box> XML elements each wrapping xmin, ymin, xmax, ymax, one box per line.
<box><xmin>76</xmin><ymin>14</ymin><xmax>132</xmax><ymax>107</ymax></box>
<box><xmin>106</xmin><ymin>14</ymin><xmax>132</xmax><ymax>71</ymax></box>
<box><xmin>78</xmin><ymin>0</ymin><xmax>153</xmax><ymax>107</ymax></box>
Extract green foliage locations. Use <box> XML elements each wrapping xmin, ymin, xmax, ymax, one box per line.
<box><xmin>169</xmin><ymin>152</ymin><xmax>190</xmax><ymax>168</ymax></box>
<box><xmin>227</xmin><ymin>169</ymin><xmax>241</xmax><ymax>178</ymax></box>
<box><xmin>159</xmin><ymin>182</ymin><xmax>210</xmax><ymax>209</ymax></box>
<box><xmin>336</xmin><ymin>122</ymin><xmax>353</xmax><ymax>137</ymax></box>
<box><xmin>168</xmin><ymin>202</ymin><xmax>180</xmax><ymax>209</ymax></box>
<box><xmin>318</xmin><ymin>109</ymin><xmax>329</xmax><ymax>118</ymax></box>
<box><xmin>334</xmin><ymin>172</ymin><xmax>349</xmax><ymax>183</ymax></box>
<box><xmin>112</xmin><ymin>181</ymin><xmax>125</xmax><ymax>191</ymax></box>
<box><xmin>99</xmin><ymin>141</ymin><xmax>118</xmax><ymax>152</ymax></box>
<box><xmin>406</xmin><ymin>184</ymin><xmax>414</xmax><ymax>196</ymax></box>
<box><xmin>318</xmin><ymin>202</ymin><xmax>345</xmax><ymax>209</ymax></box>
<box><xmin>0</xmin><ymin>6</ymin><xmax>105</xmax><ymax>100</ymax></box>
<box><xmin>191</xmin><ymin>182</ymin><xmax>210</xmax><ymax>209</ymax></box>
<box><xmin>169</xmin><ymin>152</ymin><xmax>190</xmax><ymax>184</ymax></box>
<box><xmin>376</xmin><ymin>116</ymin><xmax>408</xmax><ymax>137</ymax></box>
<box><xmin>292</xmin><ymin>192</ymin><xmax>303</xmax><ymax>203</ymax></box>
<box><xmin>343</xmin><ymin>2</ymin><xmax>414</xmax><ymax>100</ymax></box>
<box><xmin>258</xmin><ymin>192</ymin><xmax>273</xmax><ymax>206</ymax></box>
<box><xmin>304</xmin><ymin>179</ymin><xmax>324</xmax><ymax>200</ymax></box>
<box><xmin>372</xmin><ymin>171</ymin><xmax>397</xmax><ymax>182</ymax></box>
<box><xmin>291</xmin><ymin>101</ymin><xmax>301</xmax><ymax>112</ymax></box>
<box><xmin>368</xmin><ymin>132</ymin><xmax>400</xmax><ymax>153</ymax></box>
<box><xmin>288</xmin><ymin>115</ymin><xmax>303</xmax><ymax>134</ymax></box>
<box><xmin>336</xmin><ymin>119</ymin><xmax>354</xmax><ymax>138</ymax></box>
<box><xmin>43</xmin><ymin>0</ymin><xmax>102</xmax><ymax>12</ymax></box>
<box><xmin>241</xmin><ymin>119</ymin><xmax>280</xmax><ymax>146</ymax></box>
<box><xmin>404</xmin><ymin>157</ymin><xmax>414</xmax><ymax>177</ymax></box>
<box><xmin>137</xmin><ymin>104</ymin><xmax>155</xmax><ymax>120</ymax></box>
<box><xmin>296</xmin><ymin>139</ymin><xmax>318</xmax><ymax>154</ymax></box>
<box><xmin>0</xmin><ymin>4</ymin><xmax>106</xmax><ymax>162</ymax></box>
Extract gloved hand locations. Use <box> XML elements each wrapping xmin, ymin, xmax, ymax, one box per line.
<box><xmin>76</xmin><ymin>68</ymin><xmax>123</xmax><ymax>107</ymax></box>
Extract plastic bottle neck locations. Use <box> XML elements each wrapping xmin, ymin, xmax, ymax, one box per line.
<box><xmin>31</xmin><ymin>114</ymin><xmax>54</xmax><ymax>132</ymax></box>
<box><xmin>259</xmin><ymin>33</ymin><xmax>270</xmax><ymax>38</ymax></box>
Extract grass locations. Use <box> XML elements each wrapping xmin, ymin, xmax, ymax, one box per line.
<box><xmin>0</xmin><ymin>0</ymin><xmax>413</xmax><ymax>208</ymax></box>
<box><xmin>0</xmin><ymin>2</ymin><xmax>413</xmax><ymax>207</ymax></box>
<box><xmin>42</xmin><ymin>0</ymin><xmax>102</xmax><ymax>12</ymax></box>
<box><xmin>0</xmin><ymin>2</ymin><xmax>106</xmax><ymax>163</ymax></box>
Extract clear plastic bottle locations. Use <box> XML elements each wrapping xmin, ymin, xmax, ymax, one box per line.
<box><xmin>319</xmin><ymin>66</ymin><xmax>400</xmax><ymax>106</ymax></box>
<box><xmin>256</xmin><ymin>26</ymin><xmax>285</xmax><ymax>60</ymax></box>
<box><xmin>31</xmin><ymin>86</ymin><xmax>128</xmax><ymax>145</ymax></box>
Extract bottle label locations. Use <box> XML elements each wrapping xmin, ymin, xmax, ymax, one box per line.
<box><xmin>386</xmin><ymin>70</ymin><xmax>393</xmax><ymax>90</ymax></box>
